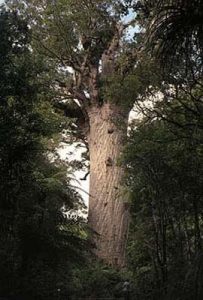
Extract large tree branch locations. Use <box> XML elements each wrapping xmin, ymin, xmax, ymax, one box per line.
<box><xmin>54</xmin><ymin>78</ymin><xmax>90</xmax><ymax>109</ymax></box>
<box><xmin>33</xmin><ymin>34</ymin><xmax>82</xmax><ymax>72</ymax></box>
<box><xmin>101</xmin><ymin>23</ymin><xmax>124</xmax><ymax>76</ymax></box>
<box><xmin>68</xmin><ymin>87</ymin><xmax>89</xmax><ymax>105</ymax></box>
<box><xmin>54</xmin><ymin>99</ymin><xmax>90</xmax><ymax>143</ymax></box>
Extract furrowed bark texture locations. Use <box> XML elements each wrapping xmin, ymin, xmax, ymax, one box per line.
<box><xmin>88</xmin><ymin>103</ymin><xmax>130</xmax><ymax>267</ymax></box>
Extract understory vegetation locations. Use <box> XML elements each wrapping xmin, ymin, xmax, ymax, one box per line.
<box><xmin>0</xmin><ymin>1</ymin><xmax>203</xmax><ymax>299</ymax></box>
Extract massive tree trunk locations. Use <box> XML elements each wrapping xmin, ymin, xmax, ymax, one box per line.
<box><xmin>87</xmin><ymin>102</ymin><xmax>130</xmax><ymax>267</ymax></box>
<box><xmin>16</xmin><ymin>0</ymin><xmax>137</xmax><ymax>270</ymax></box>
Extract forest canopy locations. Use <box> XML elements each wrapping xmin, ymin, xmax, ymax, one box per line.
<box><xmin>0</xmin><ymin>1</ymin><xmax>203</xmax><ymax>299</ymax></box>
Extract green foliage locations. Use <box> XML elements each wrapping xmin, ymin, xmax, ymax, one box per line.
<box><xmin>124</xmin><ymin>91</ymin><xmax>203</xmax><ymax>299</ymax></box>
<box><xmin>69</xmin><ymin>261</ymin><xmax>136</xmax><ymax>300</ymax></box>
<box><xmin>137</xmin><ymin>0</ymin><xmax>203</xmax><ymax>72</ymax></box>
<box><xmin>100</xmin><ymin>74</ymin><xmax>140</xmax><ymax>108</ymax></box>
<box><xmin>7</xmin><ymin>0</ymin><xmax>121</xmax><ymax>63</ymax></box>
<box><xmin>100</xmin><ymin>55</ymin><xmax>161</xmax><ymax>109</ymax></box>
<box><xmin>0</xmin><ymin>8</ymin><xmax>89</xmax><ymax>299</ymax></box>
<box><xmin>6</xmin><ymin>0</ymin><xmax>139</xmax><ymax>109</ymax></box>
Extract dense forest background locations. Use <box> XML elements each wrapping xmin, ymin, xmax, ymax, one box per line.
<box><xmin>0</xmin><ymin>1</ymin><xmax>203</xmax><ymax>299</ymax></box>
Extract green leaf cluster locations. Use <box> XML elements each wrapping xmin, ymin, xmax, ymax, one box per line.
<box><xmin>0</xmin><ymin>8</ymin><xmax>89</xmax><ymax>299</ymax></box>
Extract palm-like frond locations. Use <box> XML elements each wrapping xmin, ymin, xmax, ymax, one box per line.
<box><xmin>141</xmin><ymin>0</ymin><xmax>203</xmax><ymax>67</ymax></box>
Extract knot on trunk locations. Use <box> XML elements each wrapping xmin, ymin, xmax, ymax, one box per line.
<box><xmin>108</xmin><ymin>128</ymin><xmax>114</xmax><ymax>134</ymax></box>
<box><xmin>106</xmin><ymin>157</ymin><xmax>113</xmax><ymax>167</ymax></box>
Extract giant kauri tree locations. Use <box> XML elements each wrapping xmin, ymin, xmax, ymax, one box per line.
<box><xmin>8</xmin><ymin>0</ymin><xmax>143</xmax><ymax>267</ymax></box>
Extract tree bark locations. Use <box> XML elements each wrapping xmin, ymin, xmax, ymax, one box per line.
<box><xmin>87</xmin><ymin>102</ymin><xmax>130</xmax><ymax>267</ymax></box>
